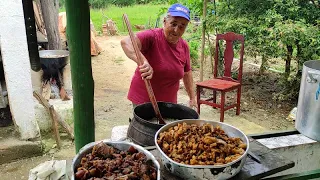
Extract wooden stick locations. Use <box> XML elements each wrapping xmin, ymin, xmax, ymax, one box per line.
<box><xmin>122</xmin><ymin>14</ymin><xmax>165</xmax><ymax>124</ymax></box>
<box><xmin>49</xmin><ymin>105</ymin><xmax>61</xmax><ymax>149</ymax></box>
<box><xmin>33</xmin><ymin>91</ymin><xmax>74</xmax><ymax>140</ymax></box>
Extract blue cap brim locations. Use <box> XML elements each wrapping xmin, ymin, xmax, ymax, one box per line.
<box><xmin>169</xmin><ymin>11</ymin><xmax>190</xmax><ymax>21</ymax></box>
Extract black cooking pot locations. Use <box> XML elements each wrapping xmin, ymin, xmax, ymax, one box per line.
<box><xmin>39</xmin><ymin>50</ymin><xmax>69</xmax><ymax>70</ymax></box>
<box><xmin>127</xmin><ymin>102</ymin><xmax>199</xmax><ymax>146</ymax></box>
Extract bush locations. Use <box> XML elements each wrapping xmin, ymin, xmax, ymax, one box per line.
<box><xmin>89</xmin><ymin>0</ymin><xmax>113</xmax><ymax>9</ymax></box>
<box><xmin>189</xmin><ymin>40</ymin><xmax>200</xmax><ymax>68</ymax></box>
<box><xmin>112</xmin><ymin>0</ymin><xmax>136</xmax><ymax>7</ymax></box>
<box><xmin>136</xmin><ymin>0</ymin><xmax>152</xmax><ymax>4</ymax></box>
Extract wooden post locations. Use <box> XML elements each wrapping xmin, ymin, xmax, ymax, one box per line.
<box><xmin>200</xmin><ymin>0</ymin><xmax>207</xmax><ymax>82</ymax></box>
<box><xmin>65</xmin><ymin>0</ymin><xmax>95</xmax><ymax>152</ymax></box>
<box><xmin>40</xmin><ymin>0</ymin><xmax>61</xmax><ymax>50</ymax></box>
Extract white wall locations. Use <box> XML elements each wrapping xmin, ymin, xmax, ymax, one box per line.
<box><xmin>0</xmin><ymin>0</ymin><xmax>40</xmax><ymax>140</ymax></box>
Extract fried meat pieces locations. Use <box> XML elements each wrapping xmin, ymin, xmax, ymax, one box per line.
<box><xmin>157</xmin><ymin>123</ymin><xmax>247</xmax><ymax>165</ymax></box>
<box><xmin>75</xmin><ymin>142</ymin><xmax>157</xmax><ymax>180</ymax></box>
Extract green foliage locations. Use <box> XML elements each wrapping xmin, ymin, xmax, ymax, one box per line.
<box><xmin>89</xmin><ymin>0</ymin><xmax>113</xmax><ymax>9</ymax></box>
<box><xmin>113</xmin><ymin>0</ymin><xmax>136</xmax><ymax>7</ymax></box>
<box><xmin>205</xmin><ymin>0</ymin><xmax>320</xmax><ymax>100</ymax></box>
<box><xmin>136</xmin><ymin>0</ymin><xmax>151</xmax><ymax>4</ymax></box>
<box><xmin>168</xmin><ymin>0</ymin><xmax>203</xmax><ymax>16</ymax></box>
<box><xmin>149</xmin><ymin>0</ymin><xmax>168</xmax><ymax>5</ymax></box>
<box><xmin>189</xmin><ymin>40</ymin><xmax>200</xmax><ymax>67</ymax></box>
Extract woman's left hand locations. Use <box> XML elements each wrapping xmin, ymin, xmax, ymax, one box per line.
<box><xmin>189</xmin><ymin>98</ymin><xmax>197</xmax><ymax>109</ymax></box>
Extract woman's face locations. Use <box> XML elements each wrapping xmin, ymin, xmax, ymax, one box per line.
<box><xmin>163</xmin><ymin>16</ymin><xmax>189</xmax><ymax>44</ymax></box>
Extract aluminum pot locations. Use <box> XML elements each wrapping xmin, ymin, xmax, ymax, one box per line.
<box><xmin>155</xmin><ymin>119</ymin><xmax>249</xmax><ymax>180</ymax></box>
<box><xmin>296</xmin><ymin>60</ymin><xmax>320</xmax><ymax>141</ymax></box>
<box><xmin>72</xmin><ymin>140</ymin><xmax>161</xmax><ymax>180</ymax></box>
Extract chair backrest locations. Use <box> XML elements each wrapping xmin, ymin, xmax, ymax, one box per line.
<box><xmin>214</xmin><ymin>32</ymin><xmax>245</xmax><ymax>83</ymax></box>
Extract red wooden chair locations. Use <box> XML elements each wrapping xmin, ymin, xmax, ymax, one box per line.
<box><xmin>196</xmin><ymin>32</ymin><xmax>245</xmax><ymax>122</ymax></box>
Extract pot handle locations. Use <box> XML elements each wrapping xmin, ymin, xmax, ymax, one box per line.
<box><xmin>307</xmin><ymin>71</ymin><xmax>320</xmax><ymax>83</ymax></box>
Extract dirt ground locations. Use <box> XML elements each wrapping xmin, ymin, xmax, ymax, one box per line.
<box><xmin>92</xmin><ymin>35</ymin><xmax>295</xmax><ymax>132</ymax></box>
<box><xmin>0</xmin><ymin>35</ymin><xmax>296</xmax><ymax>179</ymax></box>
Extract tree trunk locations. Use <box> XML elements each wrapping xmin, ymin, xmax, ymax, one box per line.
<box><xmin>200</xmin><ymin>0</ymin><xmax>207</xmax><ymax>82</ymax></box>
<box><xmin>296</xmin><ymin>43</ymin><xmax>303</xmax><ymax>78</ymax></box>
<box><xmin>259</xmin><ymin>55</ymin><xmax>268</xmax><ymax>75</ymax></box>
<box><xmin>40</xmin><ymin>0</ymin><xmax>61</xmax><ymax>50</ymax></box>
<box><xmin>285</xmin><ymin>45</ymin><xmax>293</xmax><ymax>79</ymax></box>
<box><xmin>206</xmin><ymin>32</ymin><xmax>214</xmax><ymax>74</ymax></box>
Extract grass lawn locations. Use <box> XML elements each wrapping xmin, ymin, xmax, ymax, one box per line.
<box><xmin>90</xmin><ymin>4</ymin><xmax>167</xmax><ymax>34</ymax></box>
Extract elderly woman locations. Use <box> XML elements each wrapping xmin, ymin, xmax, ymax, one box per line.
<box><xmin>121</xmin><ymin>3</ymin><xmax>196</xmax><ymax>108</ymax></box>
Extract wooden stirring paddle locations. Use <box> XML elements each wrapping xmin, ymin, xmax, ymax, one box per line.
<box><xmin>123</xmin><ymin>14</ymin><xmax>165</xmax><ymax>125</ymax></box>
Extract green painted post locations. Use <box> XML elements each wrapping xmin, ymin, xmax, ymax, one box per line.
<box><xmin>65</xmin><ymin>0</ymin><xmax>95</xmax><ymax>152</ymax></box>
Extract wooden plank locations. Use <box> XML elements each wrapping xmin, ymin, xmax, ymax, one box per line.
<box><xmin>33</xmin><ymin>1</ymin><xmax>46</xmax><ymax>35</ymax></box>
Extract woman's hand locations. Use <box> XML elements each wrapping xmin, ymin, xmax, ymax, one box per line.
<box><xmin>139</xmin><ymin>60</ymin><xmax>153</xmax><ymax>80</ymax></box>
<box><xmin>189</xmin><ymin>98</ymin><xmax>197</xmax><ymax>109</ymax></box>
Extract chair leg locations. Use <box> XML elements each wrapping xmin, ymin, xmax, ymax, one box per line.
<box><xmin>197</xmin><ymin>86</ymin><xmax>201</xmax><ymax>114</ymax></box>
<box><xmin>236</xmin><ymin>87</ymin><xmax>241</xmax><ymax>115</ymax></box>
<box><xmin>220</xmin><ymin>92</ymin><xmax>225</xmax><ymax>122</ymax></box>
<box><xmin>212</xmin><ymin>90</ymin><xmax>217</xmax><ymax>109</ymax></box>
<box><xmin>213</xmin><ymin>90</ymin><xmax>217</xmax><ymax>103</ymax></box>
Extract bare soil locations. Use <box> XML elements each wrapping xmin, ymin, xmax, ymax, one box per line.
<box><xmin>92</xmin><ymin>35</ymin><xmax>295</xmax><ymax>132</ymax></box>
<box><xmin>0</xmin><ymin>35</ymin><xmax>296</xmax><ymax>180</ymax></box>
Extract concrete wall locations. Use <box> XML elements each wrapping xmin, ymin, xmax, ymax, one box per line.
<box><xmin>0</xmin><ymin>0</ymin><xmax>40</xmax><ymax>140</ymax></box>
<box><xmin>267</xmin><ymin>142</ymin><xmax>320</xmax><ymax>177</ymax></box>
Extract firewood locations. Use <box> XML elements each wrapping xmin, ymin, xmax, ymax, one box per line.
<box><xmin>33</xmin><ymin>91</ymin><xmax>74</xmax><ymax>142</ymax></box>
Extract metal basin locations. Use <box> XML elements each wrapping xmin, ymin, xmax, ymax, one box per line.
<box><xmin>154</xmin><ymin>119</ymin><xmax>249</xmax><ymax>180</ymax></box>
<box><xmin>72</xmin><ymin>140</ymin><xmax>160</xmax><ymax>180</ymax></box>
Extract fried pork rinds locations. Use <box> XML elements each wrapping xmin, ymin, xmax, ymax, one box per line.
<box><xmin>157</xmin><ymin>123</ymin><xmax>247</xmax><ymax>166</ymax></box>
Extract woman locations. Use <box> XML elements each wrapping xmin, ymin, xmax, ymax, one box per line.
<box><xmin>121</xmin><ymin>3</ymin><xmax>196</xmax><ymax>108</ymax></box>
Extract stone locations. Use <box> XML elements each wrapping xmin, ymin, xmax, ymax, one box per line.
<box><xmin>34</xmin><ymin>98</ymin><xmax>73</xmax><ymax>132</ymax></box>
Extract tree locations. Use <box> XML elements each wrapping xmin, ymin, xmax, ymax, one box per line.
<box><xmin>204</xmin><ymin>0</ymin><xmax>320</xmax><ymax>100</ymax></box>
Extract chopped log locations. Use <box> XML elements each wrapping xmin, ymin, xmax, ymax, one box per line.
<box><xmin>33</xmin><ymin>91</ymin><xmax>74</xmax><ymax>141</ymax></box>
<box><xmin>106</xmin><ymin>19</ymin><xmax>118</xmax><ymax>36</ymax></box>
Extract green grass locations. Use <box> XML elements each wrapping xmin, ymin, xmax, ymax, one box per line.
<box><xmin>90</xmin><ymin>4</ymin><xmax>166</xmax><ymax>34</ymax></box>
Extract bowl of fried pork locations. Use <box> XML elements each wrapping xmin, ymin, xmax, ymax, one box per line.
<box><xmin>155</xmin><ymin>119</ymin><xmax>249</xmax><ymax>180</ymax></box>
<box><xmin>72</xmin><ymin>140</ymin><xmax>160</xmax><ymax>180</ymax></box>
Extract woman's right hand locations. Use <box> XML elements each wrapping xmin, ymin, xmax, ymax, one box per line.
<box><xmin>139</xmin><ymin>60</ymin><xmax>153</xmax><ymax>80</ymax></box>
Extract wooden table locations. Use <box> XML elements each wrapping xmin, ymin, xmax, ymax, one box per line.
<box><xmin>150</xmin><ymin>138</ymin><xmax>295</xmax><ymax>180</ymax></box>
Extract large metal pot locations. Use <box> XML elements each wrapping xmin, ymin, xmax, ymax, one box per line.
<box><xmin>39</xmin><ymin>50</ymin><xmax>69</xmax><ymax>75</ymax></box>
<box><xmin>127</xmin><ymin>102</ymin><xmax>199</xmax><ymax>147</ymax></box>
<box><xmin>72</xmin><ymin>140</ymin><xmax>161</xmax><ymax>180</ymax></box>
<box><xmin>155</xmin><ymin>119</ymin><xmax>249</xmax><ymax>180</ymax></box>
<box><xmin>296</xmin><ymin>60</ymin><xmax>320</xmax><ymax>141</ymax></box>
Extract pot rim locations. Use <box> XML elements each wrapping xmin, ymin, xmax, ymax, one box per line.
<box><xmin>39</xmin><ymin>50</ymin><xmax>70</xmax><ymax>58</ymax></box>
<box><xmin>133</xmin><ymin>101</ymin><xmax>199</xmax><ymax>126</ymax></box>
